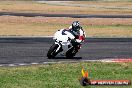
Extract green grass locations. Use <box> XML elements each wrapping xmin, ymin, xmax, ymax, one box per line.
<box><xmin>0</xmin><ymin>62</ymin><xmax>131</xmax><ymax>88</ymax></box>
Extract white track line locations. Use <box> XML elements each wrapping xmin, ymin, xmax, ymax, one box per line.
<box><xmin>0</xmin><ymin>36</ymin><xmax>53</xmax><ymax>38</ymax></box>
<box><xmin>0</xmin><ymin>58</ymin><xmax>131</xmax><ymax>67</ymax></box>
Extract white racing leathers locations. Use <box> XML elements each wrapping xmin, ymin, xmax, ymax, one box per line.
<box><xmin>53</xmin><ymin>28</ymin><xmax>85</xmax><ymax>55</ymax></box>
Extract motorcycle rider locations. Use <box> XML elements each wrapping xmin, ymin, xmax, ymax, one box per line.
<box><xmin>53</xmin><ymin>21</ymin><xmax>86</xmax><ymax>56</ymax></box>
<box><xmin>68</xmin><ymin>21</ymin><xmax>86</xmax><ymax>44</ymax></box>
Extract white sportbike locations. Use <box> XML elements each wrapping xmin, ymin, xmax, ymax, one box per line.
<box><xmin>47</xmin><ymin>29</ymin><xmax>85</xmax><ymax>59</ymax></box>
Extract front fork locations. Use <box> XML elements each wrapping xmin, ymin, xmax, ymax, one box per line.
<box><xmin>55</xmin><ymin>41</ymin><xmax>63</xmax><ymax>53</ymax></box>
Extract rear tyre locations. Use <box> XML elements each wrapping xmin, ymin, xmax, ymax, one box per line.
<box><xmin>47</xmin><ymin>44</ymin><xmax>59</xmax><ymax>59</ymax></box>
<box><xmin>66</xmin><ymin>47</ymin><xmax>78</xmax><ymax>58</ymax></box>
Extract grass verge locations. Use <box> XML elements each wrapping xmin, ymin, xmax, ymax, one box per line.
<box><xmin>0</xmin><ymin>22</ymin><xmax>132</xmax><ymax>37</ymax></box>
<box><xmin>0</xmin><ymin>62</ymin><xmax>131</xmax><ymax>88</ymax></box>
<box><xmin>0</xmin><ymin>16</ymin><xmax>132</xmax><ymax>37</ymax></box>
<box><xmin>0</xmin><ymin>1</ymin><xmax>132</xmax><ymax>15</ymax></box>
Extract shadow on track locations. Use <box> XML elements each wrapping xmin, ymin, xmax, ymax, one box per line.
<box><xmin>48</xmin><ymin>57</ymin><xmax>82</xmax><ymax>59</ymax></box>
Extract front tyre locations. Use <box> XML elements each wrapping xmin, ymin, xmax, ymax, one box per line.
<box><xmin>47</xmin><ymin>44</ymin><xmax>59</xmax><ymax>59</ymax></box>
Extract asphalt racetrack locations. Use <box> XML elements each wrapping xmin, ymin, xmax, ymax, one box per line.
<box><xmin>1</xmin><ymin>12</ymin><xmax>132</xmax><ymax>18</ymax></box>
<box><xmin>0</xmin><ymin>12</ymin><xmax>132</xmax><ymax>66</ymax></box>
<box><xmin>0</xmin><ymin>37</ymin><xmax>132</xmax><ymax>66</ymax></box>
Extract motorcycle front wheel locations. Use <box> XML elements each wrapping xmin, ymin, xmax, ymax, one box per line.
<box><xmin>47</xmin><ymin>44</ymin><xmax>59</xmax><ymax>59</ymax></box>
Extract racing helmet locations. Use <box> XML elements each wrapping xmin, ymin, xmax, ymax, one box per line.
<box><xmin>72</xmin><ymin>21</ymin><xmax>81</xmax><ymax>35</ymax></box>
<box><xmin>72</xmin><ymin>21</ymin><xmax>80</xmax><ymax>32</ymax></box>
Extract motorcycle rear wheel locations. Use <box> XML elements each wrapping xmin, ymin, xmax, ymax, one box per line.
<box><xmin>66</xmin><ymin>47</ymin><xmax>78</xmax><ymax>58</ymax></box>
